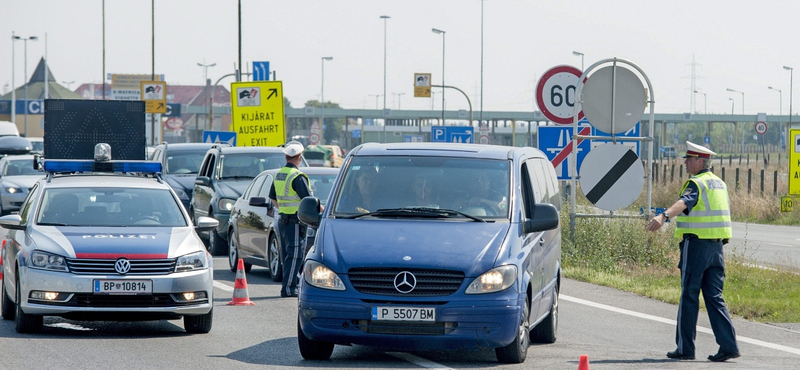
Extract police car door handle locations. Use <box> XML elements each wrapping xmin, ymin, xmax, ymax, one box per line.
<box><xmin>539</xmin><ymin>238</ymin><xmax>545</xmax><ymax>246</ymax></box>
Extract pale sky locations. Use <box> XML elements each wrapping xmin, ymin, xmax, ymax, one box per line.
<box><xmin>2</xmin><ymin>0</ymin><xmax>798</xmax><ymax>117</ymax></box>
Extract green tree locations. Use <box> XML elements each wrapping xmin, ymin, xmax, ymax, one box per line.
<box><xmin>304</xmin><ymin>100</ymin><xmax>343</xmax><ymax>144</ymax></box>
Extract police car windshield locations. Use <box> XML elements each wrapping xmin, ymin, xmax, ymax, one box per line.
<box><xmin>37</xmin><ymin>188</ymin><xmax>188</xmax><ymax>227</ymax></box>
<box><xmin>220</xmin><ymin>153</ymin><xmax>286</xmax><ymax>179</ymax></box>
<box><xmin>332</xmin><ymin>156</ymin><xmax>510</xmax><ymax>219</ymax></box>
<box><xmin>309</xmin><ymin>173</ymin><xmax>337</xmax><ymax>205</ymax></box>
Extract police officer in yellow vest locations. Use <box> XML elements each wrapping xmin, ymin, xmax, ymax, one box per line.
<box><xmin>647</xmin><ymin>141</ymin><xmax>739</xmax><ymax>362</ymax></box>
<box><xmin>269</xmin><ymin>140</ymin><xmax>314</xmax><ymax>297</ymax></box>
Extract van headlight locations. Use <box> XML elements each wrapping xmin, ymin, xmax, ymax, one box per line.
<box><xmin>303</xmin><ymin>260</ymin><xmax>345</xmax><ymax>291</ymax></box>
<box><xmin>175</xmin><ymin>251</ymin><xmax>208</xmax><ymax>272</ymax></box>
<box><xmin>218</xmin><ymin>198</ymin><xmax>235</xmax><ymax>212</ymax></box>
<box><xmin>29</xmin><ymin>251</ymin><xmax>69</xmax><ymax>272</ymax></box>
<box><xmin>465</xmin><ymin>265</ymin><xmax>517</xmax><ymax>294</ymax></box>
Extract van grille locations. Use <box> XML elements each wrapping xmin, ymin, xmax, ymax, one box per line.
<box><xmin>348</xmin><ymin>268</ymin><xmax>464</xmax><ymax>296</ymax></box>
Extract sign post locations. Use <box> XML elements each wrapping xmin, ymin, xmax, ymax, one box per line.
<box><xmin>535</xmin><ymin>65</ymin><xmax>585</xmax><ymax>124</ymax></box>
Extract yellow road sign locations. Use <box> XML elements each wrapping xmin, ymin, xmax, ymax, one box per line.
<box><xmin>230</xmin><ymin>81</ymin><xmax>285</xmax><ymax>146</ymax></box>
<box><xmin>140</xmin><ymin>81</ymin><xmax>167</xmax><ymax>114</ymax></box>
<box><xmin>414</xmin><ymin>73</ymin><xmax>432</xmax><ymax>98</ymax></box>
<box><xmin>791</xmin><ymin>129</ymin><xmax>800</xmax><ymax>195</ymax></box>
<box><xmin>781</xmin><ymin>195</ymin><xmax>793</xmax><ymax>213</ymax></box>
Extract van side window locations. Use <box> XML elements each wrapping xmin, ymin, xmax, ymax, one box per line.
<box><xmin>520</xmin><ymin>163</ymin><xmax>536</xmax><ymax>219</ymax></box>
<box><xmin>525</xmin><ymin>159</ymin><xmax>547</xmax><ymax>204</ymax></box>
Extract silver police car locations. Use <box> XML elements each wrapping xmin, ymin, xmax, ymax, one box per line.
<box><xmin>0</xmin><ymin>144</ymin><xmax>218</xmax><ymax>334</ymax></box>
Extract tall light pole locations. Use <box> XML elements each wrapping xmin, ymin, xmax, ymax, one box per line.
<box><xmin>728</xmin><ymin>97</ymin><xmax>734</xmax><ymax>114</ymax></box>
<box><xmin>369</xmin><ymin>94</ymin><xmax>382</xmax><ymax>109</ymax></box>
<box><xmin>13</xmin><ymin>35</ymin><xmax>38</xmax><ymax>137</ymax></box>
<box><xmin>768</xmin><ymin>86</ymin><xmax>782</xmax><ymax>116</ymax></box>
<box><xmin>392</xmin><ymin>92</ymin><xmax>405</xmax><ymax>109</ymax></box>
<box><xmin>726</xmin><ymin>88</ymin><xmax>744</xmax><ymax>115</ymax></box>
<box><xmin>693</xmin><ymin>90</ymin><xmax>707</xmax><ymax>114</ymax></box>
<box><xmin>198</xmin><ymin>62</ymin><xmax>216</xmax><ymax>131</ymax></box>
<box><xmin>10</xmin><ymin>32</ymin><xmax>17</xmax><ymax>126</ymax></box>
<box><xmin>572</xmin><ymin>51</ymin><xmax>584</xmax><ymax>71</ymax></box>
<box><xmin>62</xmin><ymin>81</ymin><xmax>75</xmax><ymax>90</ymax></box>
<box><xmin>480</xmin><ymin>0</ymin><xmax>485</xmax><ymax>130</ymax></box>
<box><xmin>380</xmin><ymin>15</ymin><xmax>390</xmax><ymax>143</ymax></box>
<box><xmin>784</xmin><ymin>66</ymin><xmax>793</xmax><ymax>152</ymax></box>
<box><xmin>321</xmin><ymin>57</ymin><xmax>333</xmax><ymax>144</ymax></box>
<box><xmin>432</xmin><ymin>28</ymin><xmax>446</xmax><ymax>124</ymax></box>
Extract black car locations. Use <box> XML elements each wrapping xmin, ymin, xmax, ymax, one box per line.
<box><xmin>150</xmin><ymin>142</ymin><xmax>218</xmax><ymax>212</ymax></box>
<box><xmin>191</xmin><ymin>145</ymin><xmax>307</xmax><ymax>255</ymax></box>
<box><xmin>226</xmin><ymin>167</ymin><xmax>339</xmax><ymax>280</ymax></box>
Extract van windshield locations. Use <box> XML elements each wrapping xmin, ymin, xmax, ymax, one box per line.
<box><xmin>332</xmin><ymin>156</ymin><xmax>510</xmax><ymax>219</ymax></box>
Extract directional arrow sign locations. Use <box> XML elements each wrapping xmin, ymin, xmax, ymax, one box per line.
<box><xmin>579</xmin><ymin>142</ymin><xmax>644</xmax><ymax>211</ymax></box>
<box><xmin>230</xmin><ymin>81</ymin><xmax>285</xmax><ymax>147</ymax></box>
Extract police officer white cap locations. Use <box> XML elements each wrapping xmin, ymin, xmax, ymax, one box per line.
<box><xmin>683</xmin><ymin>141</ymin><xmax>716</xmax><ymax>158</ymax></box>
<box><xmin>283</xmin><ymin>140</ymin><xmax>305</xmax><ymax>157</ymax></box>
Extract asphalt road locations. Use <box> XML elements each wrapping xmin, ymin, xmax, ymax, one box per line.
<box><xmin>0</xmin><ymin>255</ymin><xmax>798</xmax><ymax>370</ymax></box>
<box><xmin>728</xmin><ymin>221</ymin><xmax>800</xmax><ymax>271</ymax></box>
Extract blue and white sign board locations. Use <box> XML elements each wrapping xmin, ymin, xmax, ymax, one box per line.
<box><xmin>0</xmin><ymin>100</ymin><xmax>45</xmax><ymax>115</ymax></box>
<box><xmin>352</xmin><ymin>129</ymin><xmax>362</xmax><ymax>138</ymax></box>
<box><xmin>704</xmin><ymin>136</ymin><xmax>710</xmax><ymax>144</ymax></box>
<box><xmin>593</xmin><ymin>121</ymin><xmax>641</xmax><ymax>155</ymax></box>
<box><xmin>431</xmin><ymin>126</ymin><xmax>473</xmax><ymax>143</ymax></box>
<box><xmin>253</xmin><ymin>61</ymin><xmax>270</xmax><ymax>81</ymax></box>
<box><xmin>538</xmin><ymin>122</ymin><xmax>592</xmax><ymax>180</ymax></box>
<box><xmin>164</xmin><ymin>103</ymin><xmax>181</xmax><ymax>117</ymax></box>
<box><xmin>203</xmin><ymin>130</ymin><xmax>237</xmax><ymax>146</ymax></box>
<box><xmin>404</xmin><ymin>135</ymin><xmax>425</xmax><ymax>142</ymax></box>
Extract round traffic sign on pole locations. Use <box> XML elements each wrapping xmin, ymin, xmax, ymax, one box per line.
<box><xmin>535</xmin><ymin>65</ymin><xmax>585</xmax><ymax>124</ymax></box>
<box><xmin>579</xmin><ymin>143</ymin><xmax>644</xmax><ymax>211</ymax></box>
<box><xmin>309</xmin><ymin>133</ymin><xmax>320</xmax><ymax>145</ymax></box>
<box><xmin>755</xmin><ymin>121</ymin><xmax>768</xmax><ymax>135</ymax></box>
<box><xmin>582</xmin><ymin>65</ymin><xmax>646</xmax><ymax>134</ymax></box>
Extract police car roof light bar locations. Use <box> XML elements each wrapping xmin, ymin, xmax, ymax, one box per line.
<box><xmin>42</xmin><ymin>160</ymin><xmax>163</xmax><ymax>174</ymax></box>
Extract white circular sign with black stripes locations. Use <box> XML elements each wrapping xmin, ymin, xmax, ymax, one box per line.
<box><xmin>579</xmin><ymin>143</ymin><xmax>644</xmax><ymax>211</ymax></box>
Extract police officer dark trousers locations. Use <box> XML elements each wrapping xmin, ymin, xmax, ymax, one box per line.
<box><xmin>647</xmin><ymin>141</ymin><xmax>740</xmax><ymax>362</ymax></box>
<box><xmin>269</xmin><ymin>141</ymin><xmax>312</xmax><ymax>298</ymax></box>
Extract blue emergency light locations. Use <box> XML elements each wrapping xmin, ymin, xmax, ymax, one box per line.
<box><xmin>43</xmin><ymin>160</ymin><xmax>162</xmax><ymax>174</ymax></box>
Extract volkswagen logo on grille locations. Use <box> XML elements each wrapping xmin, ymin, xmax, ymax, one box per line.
<box><xmin>393</xmin><ymin>271</ymin><xmax>417</xmax><ymax>294</ymax></box>
<box><xmin>114</xmin><ymin>259</ymin><xmax>131</xmax><ymax>274</ymax></box>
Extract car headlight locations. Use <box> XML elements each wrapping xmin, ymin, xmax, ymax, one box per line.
<box><xmin>5</xmin><ymin>186</ymin><xmax>22</xmax><ymax>194</ymax></box>
<box><xmin>465</xmin><ymin>265</ymin><xmax>517</xmax><ymax>294</ymax></box>
<box><xmin>303</xmin><ymin>260</ymin><xmax>345</xmax><ymax>290</ymax></box>
<box><xmin>218</xmin><ymin>198</ymin><xmax>236</xmax><ymax>212</ymax></box>
<box><xmin>175</xmin><ymin>251</ymin><xmax>208</xmax><ymax>272</ymax></box>
<box><xmin>29</xmin><ymin>251</ymin><xmax>69</xmax><ymax>272</ymax></box>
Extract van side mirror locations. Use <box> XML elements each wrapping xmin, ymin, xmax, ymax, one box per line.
<box><xmin>195</xmin><ymin>176</ymin><xmax>210</xmax><ymax>186</ymax></box>
<box><xmin>298</xmin><ymin>197</ymin><xmax>322</xmax><ymax>227</ymax></box>
<box><xmin>522</xmin><ymin>203</ymin><xmax>559</xmax><ymax>234</ymax></box>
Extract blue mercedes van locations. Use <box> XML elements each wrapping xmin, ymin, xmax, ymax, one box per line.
<box><xmin>296</xmin><ymin>143</ymin><xmax>561</xmax><ymax>363</ymax></box>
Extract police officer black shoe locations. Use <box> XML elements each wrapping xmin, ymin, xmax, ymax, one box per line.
<box><xmin>708</xmin><ymin>351</ymin><xmax>740</xmax><ymax>362</ymax></box>
<box><xmin>667</xmin><ymin>350</ymin><xmax>695</xmax><ymax>360</ymax></box>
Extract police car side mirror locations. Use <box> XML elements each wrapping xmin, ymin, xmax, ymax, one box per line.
<box><xmin>298</xmin><ymin>197</ymin><xmax>321</xmax><ymax>227</ymax></box>
<box><xmin>249</xmin><ymin>196</ymin><xmax>268</xmax><ymax>207</ymax></box>
<box><xmin>522</xmin><ymin>203</ymin><xmax>559</xmax><ymax>234</ymax></box>
<box><xmin>0</xmin><ymin>214</ymin><xmax>25</xmax><ymax>230</ymax></box>
<box><xmin>194</xmin><ymin>216</ymin><xmax>219</xmax><ymax>232</ymax></box>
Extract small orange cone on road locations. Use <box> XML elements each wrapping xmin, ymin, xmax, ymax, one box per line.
<box><xmin>227</xmin><ymin>259</ymin><xmax>255</xmax><ymax>306</ymax></box>
<box><xmin>578</xmin><ymin>354</ymin><xmax>590</xmax><ymax>370</ymax></box>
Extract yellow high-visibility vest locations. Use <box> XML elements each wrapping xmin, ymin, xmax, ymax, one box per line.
<box><xmin>674</xmin><ymin>171</ymin><xmax>732</xmax><ymax>239</ymax></box>
<box><xmin>274</xmin><ymin>166</ymin><xmax>309</xmax><ymax>215</ymax></box>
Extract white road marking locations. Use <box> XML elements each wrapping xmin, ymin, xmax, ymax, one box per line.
<box><xmin>214</xmin><ymin>280</ymin><xmax>234</xmax><ymax>292</ymax></box>
<box><xmin>46</xmin><ymin>322</ymin><xmax>94</xmax><ymax>331</ymax></box>
<box><xmin>388</xmin><ymin>352</ymin><xmax>453</xmax><ymax>369</ymax></box>
<box><xmin>562</xmin><ymin>294</ymin><xmax>800</xmax><ymax>356</ymax></box>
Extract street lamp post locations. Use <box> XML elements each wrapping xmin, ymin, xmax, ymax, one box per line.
<box><xmin>13</xmin><ymin>35</ymin><xmax>38</xmax><ymax>137</ymax></box>
<box><xmin>432</xmin><ymin>28</ymin><xmax>446</xmax><ymax>124</ymax></box>
<box><xmin>693</xmin><ymin>90</ymin><xmax>707</xmax><ymax>114</ymax></box>
<box><xmin>572</xmin><ymin>51</ymin><xmax>584</xmax><ymax>71</ymax></box>
<box><xmin>198</xmin><ymin>62</ymin><xmax>216</xmax><ymax>130</ymax></box>
<box><xmin>392</xmin><ymin>92</ymin><xmax>405</xmax><ymax>109</ymax></box>
<box><xmin>369</xmin><ymin>94</ymin><xmax>382</xmax><ymax>109</ymax></box>
<box><xmin>10</xmin><ymin>32</ymin><xmax>16</xmax><ymax>127</ymax></box>
<box><xmin>728</xmin><ymin>97</ymin><xmax>734</xmax><ymax>115</ymax></box>
<box><xmin>62</xmin><ymin>81</ymin><xmax>75</xmax><ymax>90</ymax></box>
<box><xmin>768</xmin><ymin>86</ymin><xmax>782</xmax><ymax>116</ymax></box>
<box><xmin>784</xmin><ymin>66</ymin><xmax>793</xmax><ymax>151</ymax></box>
<box><xmin>726</xmin><ymin>88</ymin><xmax>744</xmax><ymax>115</ymax></box>
<box><xmin>380</xmin><ymin>15</ymin><xmax>390</xmax><ymax>143</ymax></box>
<box><xmin>321</xmin><ymin>57</ymin><xmax>333</xmax><ymax>144</ymax></box>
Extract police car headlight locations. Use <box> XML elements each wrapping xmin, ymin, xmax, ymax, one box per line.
<box><xmin>29</xmin><ymin>251</ymin><xmax>69</xmax><ymax>272</ymax></box>
<box><xmin>218</xmin><ymin>198</ymin><xmax>235</xmax><ymax>212</ymax></box>
<box><xmin>303</xmin><ymin>260</ymin><xmax>345</xmax><ymax>291</ymax></box>
<box><xmin>175</xmin><ymin>251</ymin><xmax>208</xmax><ymax>272</ymax></box>
<box><xmin>466</xmin><ymin>265</ymin><xmax>517</xmax><ymax>294</ymax></box>
<box><xmin>4</xmin><ymin>186</ymin><xmax>22</xmax><ymax>194</ymax></box>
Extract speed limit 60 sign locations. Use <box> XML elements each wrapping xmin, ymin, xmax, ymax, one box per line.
<box><xmin>536</xmin><ymin>65</ymin><xmax>585</xmax><ymax>124</ymax></box>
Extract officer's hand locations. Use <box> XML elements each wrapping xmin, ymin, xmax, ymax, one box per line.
<box><xmin>646</xmin><ymin>215</ymin><xmax>664</xmax><ymax>232</ymax></box>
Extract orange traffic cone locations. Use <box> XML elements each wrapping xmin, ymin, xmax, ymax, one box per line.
<box><xmin>578</xmin><ymin>354</ymin><xmax>590</xmax><ymax>370</ymax></box>
<box><xmin>227</xmin><ymin>259</ymin><xmax>255</xmax><ymax>306</ymax></box>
